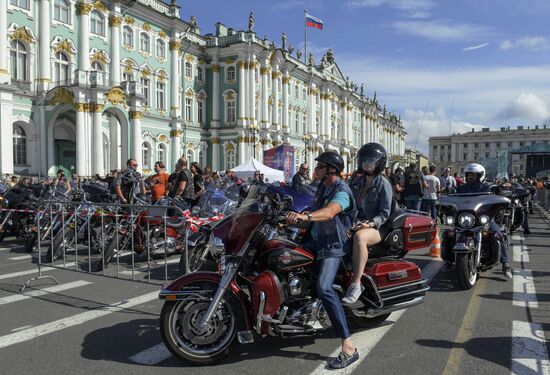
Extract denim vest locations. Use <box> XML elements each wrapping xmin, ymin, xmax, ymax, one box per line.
<box><xmin>309</xmin><ymin>178</ymin><xmax>357</xmax><ymax>259</ymax></box>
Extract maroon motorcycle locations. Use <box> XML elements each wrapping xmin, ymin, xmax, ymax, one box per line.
<box><xmin>158</xmin><ymin>188</ymin><xmax>436</xmax><ymax>365</ymax></box>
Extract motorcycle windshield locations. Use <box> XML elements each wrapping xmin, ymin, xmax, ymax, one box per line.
<box><xmin>266</xmin><ymin>184</ymin><xmax>313</xmax><ymax>213</ymax></box>
<box><xmin>439</xmin><ymin>193</ymin><xmax>510</xmax><ymax>218</ymax></box>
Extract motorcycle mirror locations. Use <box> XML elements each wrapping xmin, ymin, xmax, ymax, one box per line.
<box><xmin>282</xmin><ymin>195</ymin><xmax>294</xmax><ymax>209</ymax></box>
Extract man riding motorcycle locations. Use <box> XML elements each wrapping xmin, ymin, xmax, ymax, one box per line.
<box><xmin>506</xmin><ymin>174</ymin><xmax>531</xmax><ymax>235</ymax></box>
<box><xmin>286</xmin><ymin>151</ymin><xmax>359</xmax><ymax>370</ymax></box>
<box><xmin>455</xmin><ymin>163</ymin><xmax>512</xmax><ymax>279</ymax></box>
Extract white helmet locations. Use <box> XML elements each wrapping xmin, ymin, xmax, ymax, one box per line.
<box><xmin>464</xmin><ymin>163</ymin><xmax>485</xmax><ymax>182</ymax></box>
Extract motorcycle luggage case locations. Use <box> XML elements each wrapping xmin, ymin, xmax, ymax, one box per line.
<box><xmin>401</xmin><ymin>215</ymin><xmax>436</xmax><ymax>251</ymax></box>
<box><xmin>366</xmin><ymin>259</ymin><xmax>422</xmax><ymax>289</ymax></box>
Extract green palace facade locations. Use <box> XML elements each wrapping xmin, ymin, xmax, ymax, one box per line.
<box><xmin>0</xmin><ymin>0</ymin><xmax>406</xmax><ymax>176</ymax></box>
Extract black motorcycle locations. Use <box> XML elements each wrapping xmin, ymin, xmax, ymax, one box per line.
<box><xmin>439</xmin><ymin>192</ymin><xmax>510</xmax><ymax>289</ymax></box>
<box><xmin>497</xmin><ymin>188</ymin><xmax>530</xmax><ymax>234</ymax></box>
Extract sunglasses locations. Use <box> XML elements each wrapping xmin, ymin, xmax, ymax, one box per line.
<box><xmin>131</xmin><ymin>164</ymin><xmax>138</xmax><ymax>167</ymax></box>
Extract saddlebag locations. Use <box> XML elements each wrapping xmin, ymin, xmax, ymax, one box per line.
<box><xmin>400</xmin><ymin>215</ymin><xmax>436</xmax><ymax>251</ymax></box>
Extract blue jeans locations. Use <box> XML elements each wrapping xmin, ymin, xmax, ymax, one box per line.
<box><xmin>421</xmin><ymin>199</ymin><xmax>437</xmax><ymax>220</ymax></box>
<box><xmin>405</xmin><ymin>199</ymin><xmax>421</xmax><ymax>211</ymax></box>
<box><xmin>317</xmin><ymin>257</ymin><xmax>350</xmax><ymax>339</ymax></box>
<box><xmin>489</xmin><ymin>220</ymin><xmax>509</xmax><ymax>263</ymax></box>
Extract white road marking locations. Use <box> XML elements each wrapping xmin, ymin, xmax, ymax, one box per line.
<box><xmin>8</xmin><ymin>254</ymin><xmax>33</xmax><ymax>261</ymax></box>
<box><xmin>0</xmin><ymin>280</ymin><xmax>92</xmax><ymax>306</ymax></box>
<box><xmin>513</xmin><ymin>244</ymin><xmax>530</xmax><ymax>264</ymax></box>
<box><xmin>511</xmin><ymin>320</ymin><xmax>550</xmax><ymax>375</ymax></box>
<box><xmin>0</xmin><ymin>262</ymin><xmax>76</xmax><ymax>281</ymax></box>
<box><xmin>10</xmin><ymin>325</ymin><xmax>32</xmax><ymax>332</ymax></box>
<box><xmin>119</xmin><ymin>258</ymin><xmax>179</xmax><ymax>275</ymax></box>
<box><xmin>513</xmin><ymin>269</ymin><xmax>538</xmax><ymax>308</ymax></box>
<box><xmin>309</xmin><ymin>259</ymin><xmax>444</xmax><ymax>374</ymax></box>
<box><xmin>129</xmin><ymin>343</ymin><xmax>172</xmax><ymax>365</ymax></box>
<box><xmin>0</xmin><ymin>290</ymin><xmax>159</xmax><ymax>349</ymax></box>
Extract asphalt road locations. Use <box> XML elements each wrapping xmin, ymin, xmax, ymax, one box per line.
<box><xmin>0</xmin><ymin>213</ymin><xmax>548</xmax><ymax>375</ymax></box>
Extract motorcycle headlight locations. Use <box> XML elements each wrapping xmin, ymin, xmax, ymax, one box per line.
<box><xmin>458</xmin><ymin>213</ymin><xmax>476</xmax><ymax>229</ymax></box>
<box><xmin>208</xmin><ymin>233</ymin><xmax>224</xmax><ymax>255</ymax></box>
<box><xmin>445</xmin><ymin>216</ymin><xmax>455</xmax><ymax>226</ymax></box>
<box><xmin>479</xmin><ymin>215</ymin><xmax>490</xmax><ymax>225</ymax></box>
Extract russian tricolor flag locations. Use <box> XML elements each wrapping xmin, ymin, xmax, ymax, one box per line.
<box><xmin>305</xmin><ymin>12</ymin><xmax>324</xmax><ymax>30</ymax></box>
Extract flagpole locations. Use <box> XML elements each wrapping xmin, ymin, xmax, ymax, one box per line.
<box><xmin>304</xmin><ymin>9</ymin><xmax>307</xmax><ymax>63</ymax></box>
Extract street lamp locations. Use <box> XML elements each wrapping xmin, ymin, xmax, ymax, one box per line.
<box><xmin>249</xmin><ymin>125</ymin><xmax>259</xmax><ymax>159</ymax></box>
<box><xmin>302</xmin><ymin>133</ymin><xmax>311</xmax><ymax>164</ymax></box>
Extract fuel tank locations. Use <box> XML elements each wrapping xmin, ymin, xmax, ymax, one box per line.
<box><xmin>260</xmin><ymin>239</ymin><xmax>315</xmax><ymax>272</ymax></box>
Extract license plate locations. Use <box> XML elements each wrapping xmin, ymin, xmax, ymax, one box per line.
<box><xmin>388</xmin><ymin>270</ymin><xmax>408</xmax><ymax>281</ymax></box>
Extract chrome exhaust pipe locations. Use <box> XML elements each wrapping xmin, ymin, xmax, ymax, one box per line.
<box><xmin>365</xmin><ymin>296</ymin><xmax>424</xmax><ymax>318</ymax></box>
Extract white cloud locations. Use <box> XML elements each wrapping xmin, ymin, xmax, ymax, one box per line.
<box><xmin>338</xmin><ymin>57</ymin><xmax>550</xmax><ymax>152</ymax></box>
<box><xmin>499</xmin><ymin>36</ymin><xmax>550</xmax><ymax>51</ymax></box>
<box><xmin>403</xmin><ymin>107</ymin><xmax>484</xmax><ymax>152</ymax></box>
<box><xmin>269</xmin><ymin>1</ymin><xmax>323</xmax><ymax>11</ymax></box>
<box><xmin>496</xmin><ymin>93</ymin><xmax>550</xmax><ymax>120</ymax></box>
<box><xmin>392</xmin><ymin>20</ymin><xmax>493</xmax><ymax>42</ymax></box>
<box><xmin>462</xmin><ymin>42</ymin><xmax>490</xmax><ymax>51</ymax></box>
<box><xmin>347</xmin><ymin>0</ymin><xmax>436</xmax><ymax>17</ymax></box>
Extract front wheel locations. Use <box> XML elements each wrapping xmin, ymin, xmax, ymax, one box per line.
<box><xmin>178</xmin><ymin>243</ymin><xmax>208</xmax><ymax>274</ymax></box>
<box><xmin>45</xmin><ymin>230</ymin><xmax>75</xmax><ymax>262</ymax></box>
<box><xmin>159</xmin><ymin>283</ymin><xmax>241</xmax><ymax>365</ymax></box>
<box><xmin>456</xmin><ymin>252</ymin><xmax>478</xmax><ymax>289</ymax></box>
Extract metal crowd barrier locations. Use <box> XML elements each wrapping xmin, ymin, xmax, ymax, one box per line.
<box><xmin>3</xmin><ymin>201</ymin><xmax>224</xmax><ymax>291</ymax></box>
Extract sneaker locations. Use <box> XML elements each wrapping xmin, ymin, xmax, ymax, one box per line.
<box><xmin>328</xmin><ymin>349</ymin><xmax>359</xmax><ymax>370</ymax></box>
<box><xmin>524</xmin><ymin>228</ymin><xmax>531</xmax><ymax>235</ymax></box>
<box><xmin>342</xmin><ymin>283</ymin><xmax>365</xmax><ymax>305</ymax></box>
<box><xmin>502</xmin><ymin>263</ymin><xmax>513</xmax><ymax>279</ymax></box>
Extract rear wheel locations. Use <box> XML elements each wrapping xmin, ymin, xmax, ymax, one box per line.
<box><xmin>456</xmin><ymin>252</ymin><xmax>477</xmax><ymax>289</ymax></box>
<box><xmin>159</xmin><ymin>282</ymin><xmax>241</xmax><ymax>365</ymax></box>
<box><xmin>348</xmin><ymin>312</ymin><xmax>391</xmax><ymax>329</ymax></box>
<box><xmin>92</xmin><ymin>235</ymin><xmax>119</xmax><ymax>272</ymax></box>
<box><xmin>45</xmin><ymin>230</ymin><xmax>75</xmax><ymax>263</ymax></box>
<box><xmin>25</xmin><ymin>233</ymin><xmax>37</xmax><ymax>252</ymax></box>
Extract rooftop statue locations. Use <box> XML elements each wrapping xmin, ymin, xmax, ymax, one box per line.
<box><xmin>296</xmin><ymin>50</ymin><xmax>302</xmax><ymax>60</ymax></box>
<box><xmin>360</xmin><ymin>83</ymin><xmax>364</xmax><ymax>96</ymax></box>
<box><xmin>326</xmin><ymin>48</ymin><xmax>335</xmax><ymax>64</ymax></box>
<box><xmin>308</xmin><ymin>53</ymin><xmax>314</xmax><ymax>66</ymax></box>
<box><xmin>248</xmin><ymin>12</ymin><xmax>254</xmax><ymax>32</ymax></box>
<box><xmin>281</xmin><ymin>32</ymin><xmax>287</xmax><ymax>50</ymax></box>
<box><xmin>288</xmin><ymin>45</ymin><xmax>294</xmax><ymax>56</ymax></box>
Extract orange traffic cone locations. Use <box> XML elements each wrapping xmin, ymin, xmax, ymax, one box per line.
<box><xmin>425</xmin><ymin>227</ymin><xmax>441</xmax><ymax>257</ymax></box>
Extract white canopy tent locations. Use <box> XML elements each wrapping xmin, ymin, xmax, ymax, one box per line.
<box><xmin>231</xmin><ymin>158</ymin><xmax>285</xmax><ymax>182</ymax></box>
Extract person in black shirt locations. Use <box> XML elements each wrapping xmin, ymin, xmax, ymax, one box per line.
<box><xmin>190</xmin><ymin>162</ymin><xmax>205</xmax><ymax>205</ymax></box>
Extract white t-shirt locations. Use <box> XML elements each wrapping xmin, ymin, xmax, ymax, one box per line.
<box><xmin>423</xmin><ymin>175</ymin><xmax>440</xmax><ymax>200</ymax></box>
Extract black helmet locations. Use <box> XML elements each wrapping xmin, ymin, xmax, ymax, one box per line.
<box><xmin>357</xmin><ymin>143</ymin><xmax>387</xmax><ymax>176</ymax></box>
<box><xmin>314</xmin><ymin>151</ymin><xmax>344</xmax><ymax>173</ymax></box>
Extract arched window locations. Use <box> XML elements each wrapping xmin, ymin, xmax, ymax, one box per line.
<box><xmin>90</xmin><ymin>11</ymin><xmax>105</xmax><ymax>36</ymax></box>
<box><xmin>142</xmin><ymin>142</ymin><xmax>151</xmax><ymax>170</ymax></box>
<box><xmin>157</xmin><ymin>143</ymin><xmax>166</xmax><ymax>164</ymax></box>
<box><xmin>54</xmin><ymin>0</ymin><xmax>70</xmax><ymax>23</ymax></box>
<box><xmin>10</xmin><ymin>0</ymin><xmax>29</xmax><ymax>9</ymax></box>
<box><xmin>225</xmin><ymin>148</ymin><xmax>235</xmax><ymax>170</ymax></box>
<box><xmin>196</xmin><ymin>65</ymin><xmax>203</xmax><ymax>82</ymax></box>
<box><xmin>13</xmin><ymin>125</ymin><xmax>27</xmax><ymax>165</ymax></box>
<box><xmin>185</xmin><ymin>62</ymin><xmax>192</xmax><ymax>78</ymax></box>
<box><xmin>226</xmin><ymin>66</ymin><xmax>235</xmax><ymax>82</ymax></box>
<box><xmin>140</xmin><ymin>33</ymin><xmax>150</xmax><ymax>53</ymax></box>
<box><xmin>156</xmin><ymin>81</ymin><xmax>166</xmax><ymax>110</ymax></box>
<box><xmin>10</xmin><ymin>40</ymin><xmax>28</xmax><ymax>81</ymax></box>
<box><xmin>53</xmin><ymin>52</ymin><xmax>69</xmax><ymax>83</ymax></box>
<box><xmin>225</xmin><ymin>95</ymin><xmax>236</xmax><ymax>124</ymax></box>
<box><xmin>156</xmin><ymin>39</ymin><xmax>166</xmax><ymax>58</ymax></box>
<box><xmin>186</xmin><ymin>148</ymin><xmax>194</xmax><ymax>163</ymax></box>
<box><xmin>123</xmin><ymin>26</ymin><xmax>133</xmax><ymax>47</ymax></box>
<box><xmin>91</xmin><ymin>61</ymin><xmax>103</xmax><ymax>72</ymax></box>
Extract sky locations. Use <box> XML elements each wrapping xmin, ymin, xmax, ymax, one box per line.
<box><xmin>178</xmin><ymin>0</ymin><xmax>550</xmax><ymax>154</ymax></box>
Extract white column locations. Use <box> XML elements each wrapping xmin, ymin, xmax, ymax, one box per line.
<box><xmin>38</xmin><ymin>0</ymin><xmax>51</xmax><ymax>92</ymax></box>
<box><xmin>0</xmin><ymin>0</ymin><xmax>8</xmax><ymax>83</ymax></box>
<box><xmin>77</xmin><ymin>3</ymin><xmax>91</xmax><ymax>71</ymax></box>
<box><xmin>361</xmin><ymin>112</ymin><xmax>366</xmax><ymax>145</ymax></box>
<box><xmin>109</xmin><ymin>115</ymin><xmax>120</xmax><ymax>170</ymax></box>
<box><xmin>238</xmin><ymin>133</ymin><xmax>246</xmax><ymax>163</ymax></box>
<box><xmin>211</xmin><ymin>62</ymin><xmax>220</xmax><ymax>128</ymax></box>
<box><xmin>238</xmin><ymin>61</ymin><xmax>246</xmax><ymax>127</ymax></box>
<box><xmin>319</xmin><ymin>90</ymin><xmax>325</xmax><ymax>138</ymax></box>
<box><xmin>260</xmin><ymin>64</ymin><xmax>269</xmax><ymax>130</ymax></box>
<box><xmin>76</xmin><ymin>106</ymin><xmax>87</xmax><ymax>175</ymax></box>
<box><xmin>307</xmin><ymin>86</ymin><xmax>315</xmax><ymax>134</ymax></box>
<box><xmin>325</xmin><ymin>94</ymin><xmax>331</xmax><ymax>141</ymax></box>
<box><xmin>211</xmin><ymin>137</ymin><xmax>220</xmax><ymax>170</ymax></box>
<box><xmin>271</xmin><ymin>69</ymin><xmax>280</xmax><ymax>131</ymax></box>
<box><xmin>92</xmin><ymin>106</ymin><xmax>104</xmax><ymax>175</ymax></box>
<box><xmin>169</xmin><ymin>35</ymin><xmax>180</xmax><ymax>118</ymax></box>
<box><xmin>0</xmin><ymin>92</ymin><xmax>14</xmax><ymax>174</ymax></box>
<box><xmin>109</xmin><ymin>13</ymin><xmax>122</xmax><ymax>86</ymax></box>
<box><xmin>282</xmin><ymin>74</ymin><xmax>290</xmax><ymax>135</ymax></box>
<box><xmin>130</xmin><ymin>111</ymin><xmax>142</xmax><ymax>172</ymax></box>
<box><xmin>170</xmin><ymin>123</ymin><xmax>182</xmax><ymax>168</ymax></box>
<box><xmin>249</xmin><ymin>60</ymin><xmax>256</xmax><ymax>128</ymax></box>
<box><xmin>339</xmin><ymin>100</ymin><xmax>345</xmax><ymax>143</ymax></box>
